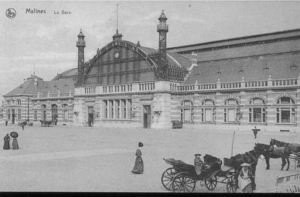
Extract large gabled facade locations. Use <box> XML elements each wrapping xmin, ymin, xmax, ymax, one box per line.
<box><xmin>2</xmin><ymin>11</ymin><xmax>300</xmax><ymax>132</ymax></box>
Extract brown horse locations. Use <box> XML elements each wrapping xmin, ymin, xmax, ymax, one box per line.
<box><xmin>230</xmin><ymin>143</ymin><xmax>268</xmax><ymax>191</ymax></box>
<box><xmin>255</xmin><ymin>143</ymin><xmax>283</xmax><ymax>170</ymax></box>
<box><xmin>270</xmin><ymin>138</ymin><xmax>300</xmax><ymax>153</ymax></box>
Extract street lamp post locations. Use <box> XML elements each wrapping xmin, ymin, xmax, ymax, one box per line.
<box><xmin>27</xmin><ymin>96</ymin><xmax>29</xmax><ymax>121</ymax></box>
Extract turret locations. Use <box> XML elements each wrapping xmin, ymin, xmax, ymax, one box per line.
<box><xmin>157</xmin><ymin>10</ymin><xmax>168</xmax><ymax>62</ymax></box>
<box><xmin>76</xmin><ymin>29</ymin><xmax>85</xmax><ymax>86</ymax></box>
<box><xmin>112</xmin><ymin>29</ymin><xmax>123</xmax><ymax>41</ymax></box>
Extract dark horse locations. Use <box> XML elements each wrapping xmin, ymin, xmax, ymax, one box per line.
<box><xmin>256</xmin><ymin>143</ymin><xmax>290</xmax><ymax>171</ymax></box>
<box><xmin>40</xmin><ymin>120</ymin><xmax>53</xmax><ymax>127</ymax></box>
<box><xmin>270</xmin><ymin>138</ymin><xmax>300</xmax><ymax>171</ymax></box>
<box><xmin>230</xmin><ymin>143</ymin><xmax>268</xmax><ymax>191</ymax></box>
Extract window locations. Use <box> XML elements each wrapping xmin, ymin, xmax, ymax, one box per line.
<box><xmin>249</xmin><ymin>98</ymin><xmax>266</xmax><ymax>123</ymax></box>
<box><xmin>201</xmin><ymin>99</ymin><xmax>215</xmax><ymax>123</ymax></box>
<box><xmin>115</xmin><ymin>100</ymin><xmax>120</xmax><ymax>119</ymax></box>
<box><xmin>224</xmin><ymin>99</ymin><xmax>239</xmax><ymax>123</ymax></box>
<box><xmin>62</xmin><ymin>104</ymin><xmax>69</xmax><ymax>121</ymax></box>
<box><xmin>122</xmin><ymin>99</ymin><xmax>126</xmax><ymax>119</ymax></box>
<box><xmin>51</xmin><ymin>104</ymin><xmax>58</xmax><ymax>121</ymax></box>
<box><xmin>34</xmin><ymin>111</ymin><xmax>37</xmax><ymax>121</ymax></box>
<box><xmin>41</xmin><ymin>104</ymin><xmax>47</xmax><ymax>121</ymax></box>
<box><xmin>17</xmin><ymin>99</ymin><xmax>21</xmax><ymax>105</ymax></box>
<box><xmin>7</xmin><ymin>109</ymin><xmax>10</xmax><ymax>120</ymax></box>
<box><xmin>18</xmin><ymin>109</ymin><xmax>21</xmax><ymax>120</ymax></box>
<box><xmin>103</xmin><ymin>99</ymin><xmax>132</xmax><ymax>120</ymax></box>
<box><xmin>276</xmin><ymin>97</ymin><xmax>295</xmax><ymax>124</ymax></box>
<box><xmin>104</xmin><ymin>100</ymin><xmax>108</xmax><ymax>118</ymax></box>
<box><xmin>181</xmin><ymin>100</ymin><xmax>193</xmax><ymax>123</ymax></box>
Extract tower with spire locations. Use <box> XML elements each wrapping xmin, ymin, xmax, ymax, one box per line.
<box><xmin>76</xmin><ymin>29</ymin><xmax>86</xmax><ymax>86</ymax></box>
<box><xmin>157</xmin><ymin>10</ymin><xmax>168</xmax><ymax>63</ymax></box>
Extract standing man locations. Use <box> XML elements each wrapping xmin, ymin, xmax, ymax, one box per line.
<box><xmin>252</xmin><ymin>126</ymin><xmax>260</xmax><ymax>139</ymax></box>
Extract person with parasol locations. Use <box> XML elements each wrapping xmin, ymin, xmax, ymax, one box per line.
<box><xmin>3</xmin><ymin>133</ymin><xmax>10</xmax><ymax>150</ymax></box>
<box><xmin>239</xmin><ymin>163</ymin><xmax>254</xmax><ymax>193</ymax></box>
<box><xmin>10</xmin><ymin>131</ymin><xmax>19</xmax><ymax>150</ymax></box>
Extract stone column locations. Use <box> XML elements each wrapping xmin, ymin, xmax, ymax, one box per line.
<box><xmin>266</xmin><ymin>90</ymin><xmax>276</xmax><ymax>126</ymax></box>
<box><xmin>215</xmin><ymin>93</ymin><xmax>223</xmax><ymax>125</ymax></box>
<box><xmin>239</xmin><ymin>91</ymin><xmax>248</xmax><ymax>125</ymax></box>
<box><xmin>152</xmin><ymin>93</ymin><xmax>171</xmax><ymax>129</ymax></box>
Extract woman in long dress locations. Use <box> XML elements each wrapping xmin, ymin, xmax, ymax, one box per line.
<box><xmin>239</xmin><ymin>163</ymin><xmax>253</xmax><ymax>193</ymax></box>
<box><xmin>12</xmin><ymin>138</ymin><xmax>19</xmax><ymax>150</ymax></box>
<box><xmin>132</xmin><ymin>142</ymin><xmax>144</xmax><ymax>174</ymax></box>
<box><xmin>3</xmin><ymin>134</ymin><xmax>10</xmax><ymax>150</ymax></box>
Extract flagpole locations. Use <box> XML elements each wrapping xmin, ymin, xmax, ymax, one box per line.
<box><xmin>231</xmin><ymin>132</ymin><xmax>235</xmax><ymax>157</ymax></box>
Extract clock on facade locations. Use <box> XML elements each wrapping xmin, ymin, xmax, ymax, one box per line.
<box><xmin>114</xmin><ymin>52</ymin><xmax>119</xmax><ymax>59</ymax></box>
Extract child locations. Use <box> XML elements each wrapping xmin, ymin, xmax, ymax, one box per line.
<box><xmin>239</xmin><ymin>163</ymin><xmax>254</xmax><ymax>193</ymax></box>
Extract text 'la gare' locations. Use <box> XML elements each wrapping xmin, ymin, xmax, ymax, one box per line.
<box><xmin>54</xmin><ymin>10</ymin><xmax>71</xmax><ymax>14</ymax></box>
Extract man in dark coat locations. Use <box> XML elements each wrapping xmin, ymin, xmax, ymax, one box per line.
<box><xmin>3</xmin><ymin>134</ymin><xmax>10</xmax><ymax>150</ymax></box>
<box><xmin>252</xmin><ymin>126</ymin><xmax>260</xmax><ymax>139</ymax></box>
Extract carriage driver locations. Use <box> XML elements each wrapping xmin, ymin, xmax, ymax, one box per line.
<box><xmin>194</xmin><ymin>154</ymin><xmax>203</xmax><ymax>175</ymax></box>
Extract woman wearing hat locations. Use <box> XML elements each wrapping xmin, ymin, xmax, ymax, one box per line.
<box><xmin>239</xmin><ymin>163</ymin><xmax>254</xmax><ymax>193</ymax></box>
<box><xmin>3</xmin><ymin>134</ymin><xmax>10</xmax><ymax>150</ymax></box>
<box><xmin>132</xmin><ymin>142</ymin><xmax>144</xmax><ymax>174</ymax></box>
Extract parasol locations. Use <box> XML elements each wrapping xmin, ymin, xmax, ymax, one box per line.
<box><xmin>10</xmin><ymin>131</ymin><xmax>18</xmax><ymax>138</ymax></box>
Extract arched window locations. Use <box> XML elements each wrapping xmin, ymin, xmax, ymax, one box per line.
<box><xmin>201</xmin><ymin>99</ymin><xmax>215</xmax><ymax>123</ymax></box>
<box><xmin>224</xmin><ymin>99</ymin><xmax>239</xmax><ymax>123</ymax></box>
<box><xmin>181</xmin><ymin>100</ymin><xmax>193</xmax><ymax>123</ymax></box>
<box><xmin>51</xmin><ymin>104</ymin><xmax>58</xmax><ymax>121</ymax></box>
<box><xmin>41</xmin><ymin>104</ymin><xmax>47</xmax><ymax>121</ymax></box>
<box><xmin>62</xmin><ymin>104</ymin><xmax>69</xmax><ymax>122</ymax></box>
<box><xmin>17</xmin><ymin>99</ymin><xmax>21</xmax><ymax>106</ymax></box>
<box><xmin>249</xmin><ymin>98</ymin><xmax>266</xmax><ymax>123</ymax></box>
<box><xmin>276</xmin><ymin>97</ymin><xmax>295</xmax><ymax>123</ymax></box>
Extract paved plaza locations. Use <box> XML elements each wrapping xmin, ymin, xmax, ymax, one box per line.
<box><xmin>0</xmin><ymin>124</ymin><xmax>299</xmax><ymax>192</ymax></box>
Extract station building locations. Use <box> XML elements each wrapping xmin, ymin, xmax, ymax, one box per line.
<box><xmin>2</xmin><ymin>11</ymin><xmax>300</xmax><ymax>132</ymax></box>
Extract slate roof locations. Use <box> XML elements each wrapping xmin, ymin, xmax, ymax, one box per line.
<box><xmin>184</xmin><ymin>53</ymin><xmax>300</xmax><ymax>84</ymax></box>
<box><xmin>4</xmin><ymin>75</ymin><xmax>75</xmax><ymax>97</ymax></box>
<box><xmin>138</xmin><ymin>46</ymin><xmax>191</xmax><ymax>69</ymax></box>
<box><xmin>167</xmin><ymin>29</ymin><xmax>300</xmax><ymax>54</ymax></box>
<box><xmin>52</xmin><ymin>68</ymin><xmax>77</xmax><ymax>81</ymax></box>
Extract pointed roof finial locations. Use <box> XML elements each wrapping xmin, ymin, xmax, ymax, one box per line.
<box><xmin>78</xmin><ymin>28</ymin><xmax>85</xmax><ymax>37</ymax></box>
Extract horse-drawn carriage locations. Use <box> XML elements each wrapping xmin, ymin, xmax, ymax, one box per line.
<box><xmin>161</xmin><ymin>154</ymin><xmax>238</xmax><ymax>193</ymax></box>
<box><xmin>40</xmin><ymin>120</ymin><xmax>54</xmax><ymax>127</ymax></box>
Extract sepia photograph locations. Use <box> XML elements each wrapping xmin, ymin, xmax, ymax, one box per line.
<box><xmin>0</xmin><ymin>0</ymin><xmax>300</xmax><ymax>193</ymax></box>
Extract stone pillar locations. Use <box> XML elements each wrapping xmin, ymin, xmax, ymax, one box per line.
<box><xmin>266</xmin><ymin>90</ymin><xmax>276</xmax><ymax>126</ymax></box>
<box><xmin>152</xmin><ymin>93</ymin><xmax>171</xmax><ymax>129</ymax></box>
<box><xmin>215</xmin><ymin>93</ymin><xmax>223</xmax><ymax>125</ymax></box>
<box><xmin>73</xmin><ymin>98</ymin><xmax>86</xmax><ymax>126</ymax></box>
<box><xmin>239</xmin><ymin>91</ymin><xmax>248</xmax><ymax>125</ymax></box>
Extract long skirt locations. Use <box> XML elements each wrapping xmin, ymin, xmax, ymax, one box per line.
<box><xmin>132</xmin><ymin>156</ymin><xmax>144</xmax><ymax>174</ymax></box>
<box><xmin>242</xmin><ymin>184</ymin><xmax>253</xmax><ymax>193</ymax></box>
<box><xmin>3</xmin><ymin>140</ymin><xmax>10</xmax><ymax>150</ymax></box>
<box><xmin>12</xmin><ymin>139</ymin><xmax>19</xmax><ymax>150</ymax></box>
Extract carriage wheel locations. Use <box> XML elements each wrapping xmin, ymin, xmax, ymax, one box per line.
<box><xmin>226</xmin><ymin>175</ymin><xmax>237</xmax><ymax>193</ymax></box>
<box><xmin>161</xmin><ymin>168</ymin><xmax>176</xmax><ymax>191</ymax></box>
<box><xmin>205</xmin><ymin>176</ymin><xmax>217</xmax><ymax>190</ymax></box>
<box><xmin>171</xmin><ymin>172</ymin><xmax>196</xmax><ymax>193</ymax></box>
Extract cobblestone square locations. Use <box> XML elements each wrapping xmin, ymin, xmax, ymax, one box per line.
<box><xmin>0</xmin><ymin>124</ymin><xmax>299</xmax><ymax>192</ymax></box>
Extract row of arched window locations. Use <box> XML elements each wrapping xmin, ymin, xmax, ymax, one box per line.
<box><xmin>180</xmin><ymin>97</ymin><xmax>296</xmax><ymax>124</ymax></box>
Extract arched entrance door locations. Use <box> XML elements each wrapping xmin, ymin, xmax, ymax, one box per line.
<box><xmin>51</xmin><ymin>104</ymin><xmax>58</xmax><ymax>125</ymax></box>
<box><xmin>143</xmin><ymin>105</ymin><xmax>151</xmax><ymax>128</ymax></box>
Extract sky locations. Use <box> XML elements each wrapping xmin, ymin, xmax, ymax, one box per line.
<box><xmin>1</xmin><ymin>1</ymin><xmax>300</xmax><ymax>104</ymax></box>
